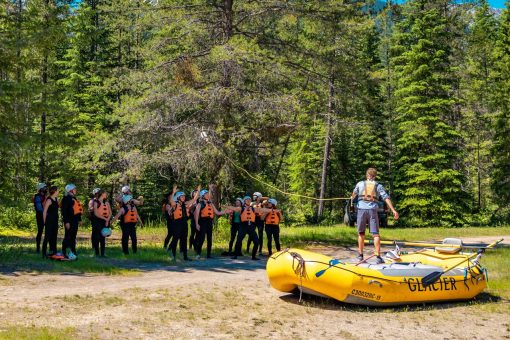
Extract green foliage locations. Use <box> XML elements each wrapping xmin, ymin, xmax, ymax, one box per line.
<box><xmin>392</xmin><ymin>0</ymin><xmax>467</xmax><ymax>227</ymax></box>
<box><xmin>1</xmin><ymin>0</ymin><xmax>509</xmax><ymax>226</ymax></box>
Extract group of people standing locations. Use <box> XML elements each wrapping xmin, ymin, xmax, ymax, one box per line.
<box><xmin>34</xmin><ymin>181</ymin><xmax>283</xmax><ymax>262</ymax></box>
<box><xmin>33</xmin><ymin>183</ymin><xmax>142</xmax><ymax>260</ymax></box>
<box><xmin>162</xmin><ymin>187</ymin><xmax>283</xmax><ymax>261</ymax></box>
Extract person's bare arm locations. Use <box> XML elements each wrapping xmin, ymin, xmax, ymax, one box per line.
<box><xmin>42</xmin><ymin>199</ymin><xmax>51</xmax><ymax>224</ymax></box>
<box><xmin>169</xmin><ymin>185</ymin><xmax>178</xmax><ymax>209</ymax></box>
<box><xmin>111</xmin><ymin>208</ymin><xmax>124</xmax><ymax>225</ymax></box>
<box><xmin>384</xmin><ymin>198</ymin><xmax>399</xmax><ymax>220</ymax></box>
<box><xmin>194</xmin><ymin>204</ymin><xmax>201</xmax><ymax>231</ymax></box>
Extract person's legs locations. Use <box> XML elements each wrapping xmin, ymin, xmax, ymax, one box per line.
<box><xmin>195</xmin><ymin>219</ymin><xmax>206</xmax><ymax>257</ymax></box>
<box><xmin>265</xmin><ymin>225</ymin><xmax>273</xmax><ymax>255</ymax></box>
<box><xmin>356</xmin><ymin>209</ymin><xmax>369</xmax><ymax>259</ymax></box>
<box><xmin>99</xmin><ymin>233</ymin><xmax>106</xmax><ymax>256</ymax></box>
<box><xmin>170</xmin><ymin>220</ymin><xmax>183</xmax><ymax>259</ymax></box>
<box><xmin>189</xmin><ymin>219</ymin><xmax>196</xmax><ymax>250</ymax></box>
<box><xmin>274</xmin><ymin>226</ymin><xmax>281</xmax><ymax>252</ymax></box>
<box><xmin>70</xmin><ymin>221</ymin><xmax>78</xmax><ymax>255</ymax></box>
<box><xmin>131</xmin><ymin>224</ymin><xmax>137</xmax><ymax>254</ymax></box>
<box><xmin>249</xmin><ymin>225</ymin><xmax>259</xmax><ymax>260</ymax></box>
<box><xmin>164</xmin><ymin>220</ymin><xmax>173</xmax><ymax>249</ymax></box>
<box><xmin>228</xmin><ymin>223</ymin><xmax>237</xmax><ymax>255</ymax></box>
<box><xmin>49</xmin><ymin>223</ymin><xmax>58</xmax><ymax>254</ymax></box>
<box><xmin>35</xmin><ymin>213</ymin><xmax>44</xmax><ymax>253</ymax></box>
<box><xmin>233</xmin><ymin>223</ymin><xmax>248</xmax><ymax>258</ymax></box>
<box><xmin>368</xmin><ymin>208</ymin><xmax>381</xmax><ymax>262</ymax></box>
<box><xmin>257</xmin><ymin>220</ymin><xmax>264</xmax><ymax>254</ymax></box>
<box><xmin>206</xmin><ymin>220</ymin><xmax>213</xmax><ymax>258</ymax></box>
<box><xmin>179</xmin><ymin>221</ymin><xmax>188</xmax><ymax>259</ymax></box>
<box><xmin>42</xmin><ymin>224</ymin><xmax>50</xmax><ymax>257</ymax></box>
<box><xmin>121</xmin><ymin>224</ymin><xmax>129</xmax><ymax>254</ymax></box>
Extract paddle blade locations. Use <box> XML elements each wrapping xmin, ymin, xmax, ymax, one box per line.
<box><xmin>315</xmin><ymin>269</ymin><xmax>326</xmax><ymax>278</ymax></box>
<box><xmin>422</xmin><ymin>271</ymin><xmax>443</xmax><ymax>287</ymax></box>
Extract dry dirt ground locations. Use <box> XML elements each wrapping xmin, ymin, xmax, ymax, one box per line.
<box><xmin>0</xmin><ymin>237</ymin><xmax>509</xmax><ymax>339</ymax></box>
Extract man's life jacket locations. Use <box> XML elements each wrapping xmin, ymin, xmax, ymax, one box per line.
<box><xmin>173</xmin><ymin>202</ymin><xmax>189</xmax><ymax>220</ymax></box>
<box><xmin>72</xmin><ymin>198</ymin><xmax>84</xmax><ymax>216</ymax></box>
<box><xmin>360</xmin><ymin>181</ymin><xmax>380</xmax><ymax>202</ymax></box>
<box><xmin>123</xmin><ymin>204</ymin><xmax>137</xmax><ymax>223</ymax></box>
<box><xmin>241</xmin><ymin>206</ymin><xmax>256</xmax><ymax>223</ymax></box>
<box><xmin>265</xmin><ymin>209</ymin><xmax>280</xmax><ymax>225</ymax></box>
<box><xmin>200</xmin><ymin>201</ymin><xmax>214</xmax><ymax>219</ymax></box>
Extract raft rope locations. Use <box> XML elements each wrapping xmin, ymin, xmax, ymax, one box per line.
<box><xmin>289</xmin><ymin>251</ymin><xmax>307</xmax><ymax>303</ymax></box>
<box><xmin>201</xmin><ymin>134</ymin><xmax>350</xmax><ymax>201</ymax></box>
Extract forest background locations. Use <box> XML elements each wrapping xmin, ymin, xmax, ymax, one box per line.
<box><xmin>1</xmin><ymin>0</ymin><xmax>510</xmax><ymax>228</ymax></box>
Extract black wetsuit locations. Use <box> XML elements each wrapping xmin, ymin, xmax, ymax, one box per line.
<box><xmin>163</xmin><ymin>204</ymin><xmax>174</xmax><ymax>249</ymax></box>
<box><xmin>195</xmin><ymin>201</ymin><xmax>214</xmax><ymax>258</ymax></box>
<box><xmin>234</xmin><ymin>206</ymin><xmax>259</xmax><ymax>259</ymax></box>
<box><xmin>91</xmin><ymin>199</ymin><xmax>107</xmax><ymax>256</ymax></box>
<box><xmin>34</xmin><ymin>192</ymin><xmax>46</xmax><ymax>252</ymax></box>
<box><xmin>42</xmin><ymin>197</ymin><xmax>59</xmax><ymax>256</ymax></box>
<box><xmin>120</xmin><ymin>204</ymin><xmax>137</xmax><ymax>254</ymax></box>
<box><xmin>265</xmin><ymin>224</ymin><xmax>281</xmax><ymax>255</ymax></box>
<box><xmin>61</xmin><ymin>194</ymin><xmax>82</xmax><ymax>256</ymax></box>
<box><xmin>189</xmin><ymin>203</ymin><xmax>198</xmax><ymax>250</ymax></box>
<box><xmin>169</xmin><ymin>202</ymin><xmax>189</xmax><ymax>260</ymax></box>
<box><xmin>228</xmin><ymin>212</ymin><xmax>241</xmax><ymax>255</ymax></box>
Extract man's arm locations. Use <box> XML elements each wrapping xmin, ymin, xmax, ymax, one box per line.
<box><xmin>378</xmin><ymin>184</ymin><xmax>399</xmax><ymax>220</ymax></box>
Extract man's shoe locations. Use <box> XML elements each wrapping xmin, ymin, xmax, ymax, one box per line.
<box><xmin>356</xmin><ymin>254</ymin><xmax>364</xmax><ymax>261</ymax></box>
<box><xmin>375</xmin><ymin>256</ymin><xmax>384</xmax><ymax>264</ymax></box>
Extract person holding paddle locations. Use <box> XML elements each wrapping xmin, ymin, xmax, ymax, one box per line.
<box><xmin>351</xmin><ymin>168</ymin><xmax>398</xmax><ymax>264</ymax></box>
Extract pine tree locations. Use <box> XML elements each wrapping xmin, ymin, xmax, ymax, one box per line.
<box><xmin>392</xmin><ymin>0</ymin><xmax>467</xmax><ymax>227</ymax></box>
<box><xmin>491</xmin><ymin>2</ymin><xmax>510</xmax><ymax>219</ymax></box>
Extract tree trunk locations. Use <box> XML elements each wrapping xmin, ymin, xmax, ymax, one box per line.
<box><xmin>318</xmin><ymin>77</ymin><xmax>334</xmax><ymax>218</ymax></box>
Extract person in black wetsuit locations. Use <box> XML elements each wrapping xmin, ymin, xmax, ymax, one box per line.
<box><xmin>168</xmin><ymin>185</ymin><xmax>199</xmax><ymax>261</ymax></box>
<box><xmin>193</xmin><ymin>189</ymin><xmax>228</xmax><ymax>259</ymax></box>
<box><xmin>33</xmin><ymin>183</ymin><xmax>47</xmax><ymax>253</ymax></box>
<box><xmin>42</xmin><ymin>186</ymin><xmax>59</xmax><ymax>257</ymax></box>
<box><xmin>112</xmin><ymin>195</ymin><xmax>143</xmax><ymax>255</ymax></box>
<box><xmin>91</xmin><ymin>189</ymin><xmax>112</xmax><ymax>257</ymax></box>
<box><xmin>163</xmin><ymin>193</ymin><xmax>174</xmax><ymax>251</ymax></box>
<box><xmin>261</xmin><ymin>198</ymin><xmax>283</xmax><ymax>256</ymax></box>
<box><xmin>226</xmin><ymin>196</ymin><xmax>280</xmax><ymax>261</ymax></box>
<box><xmin>61</xmin><ymin>184</ymin><xmax>83</xmax><ymax>260</ymax></box>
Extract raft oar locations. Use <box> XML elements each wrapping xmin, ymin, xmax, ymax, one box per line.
<box><xmin>366</xmin><ymin>239</ymin><xmax>501</xmax><ymax>249</ymax></box>
<box><xmin>421</xmin><ymin>239</ymin><xmax>503</xmax><ymax>287</ymax></box>
<box><xmin>315</xmin><ymin>259</ymin><xmax>341</xmax><ymax>278</ymax></box>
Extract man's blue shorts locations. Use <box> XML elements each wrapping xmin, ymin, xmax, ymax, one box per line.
<box><xmin>356</xmin><ymin>208</ymin><xmax>379</xmax><ymax>235</ymax></box>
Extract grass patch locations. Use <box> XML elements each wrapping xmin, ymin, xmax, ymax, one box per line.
<box><xmin>0</xmin><ymin>326</ymin><xmax>75</xmax><ymax>340</ymax></box>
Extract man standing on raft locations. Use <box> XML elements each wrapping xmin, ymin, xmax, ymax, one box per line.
<box><xmin>351</xmin><ymin>168</ymin><xmax>398</xmax><ymax>264</ymax></box>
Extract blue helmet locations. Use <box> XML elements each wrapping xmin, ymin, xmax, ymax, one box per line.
<box><xmin>243</xmin><ymin>196</ymin><xmax>251</xmax><ymax>202</ymax></box>
<box><xmin>175</xmin><ymin>191</ymin><xmax>185</xmax><ymax>200</ymax></box>
<box><xmin>65</xmin><ymin>184</ymin><xmax>76</xmax><ymax>193</ymax></box>
<box><xmin>235</xmin><ymin>197</ymin><xmax>243</xmax><ymax>204</ymax></box>
<box><xmin>268</xmin><ymin>198</ymin><xmax>277</xmax><ymax>206</ymax></box>
<box><xmin>200</xmin><ymin>189</ymin><xmax>209</xmax><ymax>198</ymax></box>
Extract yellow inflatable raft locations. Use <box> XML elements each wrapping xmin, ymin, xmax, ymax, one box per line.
<box><xmin>266</xmin><ymin>241</ymin><xmax>500</xmax><ymax>306</ymax></box>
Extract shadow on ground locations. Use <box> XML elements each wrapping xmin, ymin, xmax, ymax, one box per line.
<box><xmin>279</xmin><ymin>291</ymin><xmax>504</xmax><ymax>312</ymax></box>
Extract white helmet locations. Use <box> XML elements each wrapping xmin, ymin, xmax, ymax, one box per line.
<box><xmin>253</xmin><ymin>192</ymin><xmax>262</xmax><ymax>199</ymax></box>
<box><xmin>268</xmin><ymin>198</ymin><xmax>277</xmax><ymax>206</ymax></box>
<box><xmin>65</xmin><ymin>184</ymin><xmax>76</xmax><ymax>193</ymax></box>
<box><xmin>101</xmin><ymin>227</ymin><xmax>112</xmax><ymax>237</ymax></box>
<box><xmin>121</xmin><ymin>185</ymin><xmax>131</xmax><ymax>194</ymax></box>
<box><xmin>37</xmin><ymin>183</ymin><xmax>47</xmax><ymax>191</ymax></box>
<box><xmin>92</xmin><ymin>188</ymin><xmax>101</xmax><ymax>195</ymax></box>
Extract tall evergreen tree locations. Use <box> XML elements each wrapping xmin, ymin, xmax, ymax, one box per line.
<box><xmin>491</xmin><ymin>2</ymin><xmax>510</xmax><ymax>218</ymax></box>
<box><xmin>392</xmin><ymin>0</ymin><xmax>467</xmax><ymax>227</ymax></box>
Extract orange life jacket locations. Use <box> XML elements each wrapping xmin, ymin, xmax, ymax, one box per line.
<box><xmin>241</xmin><ymin>206</ymin><xmax>256</xmax><ymax>223</ymax></box>
<box><xmin>200</xmin><ymin>201</ymin><xmax>214</xmax><ymax>219</ymax></box>
<box><xmin>173</xmin><ymin>203</ymin><xmax>189</xmax><ymax>220</ymax></box>
<box><xmin>96</xmin><ymin>200</ymin><xmax>109</xmax><ymax>218</ymax></box>
<box><xmin>73</xmin><ymin>198</ymin><xmax>83</xmax><ymax>216</ymax></box>
<box><xmin>123</xmin><ymin>205</ymin><xmax>137</xmax><ymax>223</ymax></box>
<box><xmin>265</xmin><ymin>209</ymin><xmax>280</xmax><ymax>225</ymax></box>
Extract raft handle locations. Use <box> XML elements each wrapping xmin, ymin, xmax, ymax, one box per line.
<box><xmin>368</xmin><ymin>280</ymin><xmax>383</xmax><ymax>288</ymax></box>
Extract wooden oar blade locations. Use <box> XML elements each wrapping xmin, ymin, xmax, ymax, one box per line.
<box><xmin>421</xmin><ymin>271</ymin><xmax>443</xmax><ymax>287</ymax></box>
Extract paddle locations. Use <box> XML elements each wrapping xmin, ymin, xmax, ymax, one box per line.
<box><xmin>315</xmin><ymin>259</ymin><xmax>341</xmax><ymax>278</ymax></box>
<box><xmin>421</xmin><ymin>239</ymin><xmax>503</xmax><ymax>287</ymax></box>
<box><xmin>366</xmin><ymin>239</ymin><xmax>501</xmax><ymax>249</ymax></box>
